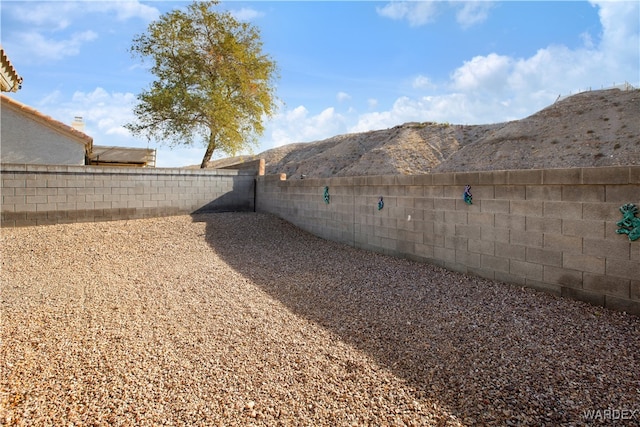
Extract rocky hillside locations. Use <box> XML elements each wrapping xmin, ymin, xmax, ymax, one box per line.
<box><xmin>205</xmin><ymin>88</ymin><xmax>639</xmax><ymax>177</ymax></box>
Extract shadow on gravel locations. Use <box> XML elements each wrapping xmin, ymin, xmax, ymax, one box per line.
<box><xmin>192</xmin><ymin>212</ymin><xmax>640</xmax><ymax>426</ymax></box>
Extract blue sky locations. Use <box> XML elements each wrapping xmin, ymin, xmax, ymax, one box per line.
<box><xmin>2</xmin><ymin>1</ymin><xmax>638</xmax><ymax>167</ymax></box>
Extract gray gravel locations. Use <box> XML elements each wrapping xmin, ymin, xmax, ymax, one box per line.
<box><xmin>1</xmin><ymin>212</ymin><xmax>639</xmax><ymax>426</ymax></box>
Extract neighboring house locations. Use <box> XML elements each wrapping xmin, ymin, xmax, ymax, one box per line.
<box><xmin>1</xmin><ymin>45</ymin><xmax>22</xmax><ymax>93</ymax></box>
<box><xmin>1</xmin><ymin>46</ymin><xmax>92</xmax><ymax>165</ymax></box>
<box><xmin>1</xmin><ymin>94</ymin><xmax>93</xmax><ymax>165</ymax></box>
<box><xmin>89</xmin><ymin>145</ymin><xmax>156</xmax><ymax>167</ymax></box>
<box><xmin>1</xmin><ymin>46</ymin><xmax>156</xmax><ymax>167</ymax></box>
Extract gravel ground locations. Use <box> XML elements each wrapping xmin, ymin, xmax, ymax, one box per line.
<box><xmin>1</xmin><ymin>212</ymin><xmax>639</xmax><ymax>426</ymax></box>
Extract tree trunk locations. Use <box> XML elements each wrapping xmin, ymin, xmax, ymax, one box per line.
<box><xmin>200</xmin><ymin>133</ymin><xmax>216</xmax><ymax>169</ymax></box>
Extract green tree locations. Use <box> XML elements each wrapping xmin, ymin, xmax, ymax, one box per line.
<box><xmin>126</xmin><ymin>1</ymin><xmax>279</xmax><ymax>168</ymax></box>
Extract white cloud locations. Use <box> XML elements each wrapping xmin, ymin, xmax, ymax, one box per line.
<box><xmin>412</xmin><ymin>75</ymin><xmax>434</xmax><ymax>89</ymax></box>
<box><xmin>450</xmin><ymin>53</ymin><xmax>512</xmax><ymax>92</ymax></box>
<box><xmin>12</xmin><ymin>30</ymin><xmax>98</xmax><ymax>63</ymax></box>
<box><xmin>264</xmin><ymin>106</ymin><xmax>348</xmax><ymax>148</ymax></box>
<box><xmin>590</xmin><ymin>0</ymin><xmax>639</xmax><ymax>81</ymax></box>
<box><xmin>454</xmin><ymin>1</ymin><xmax>494</xmax><ymax>28</ymax></box>
<box><xmin>37</xmin><ymin>87</ymin><xmax>139</xmax><ymax>145</ymax></box>
<box><xmin>376</xmin><ymin>1</ymin><xmax>439</xmax><ymax>27</ymax></box>
<box><xmin>1</xmin><ymin>0</ymin><xmax>159</xmax><ymax>64</ymax></box>
<box><xmin>33</xmin><ymin>86</ymin><xmax>205</xmax><ymax>166</ymax></box>
<box><xmin>337</xmin><ymin>92</ymin><xmax>351</xmax><ymax>102</ymax></box>
<box><xmin>3</xmin><ymin>1</ymin><xmax>159</xmax><ymax>26</ymax></box>
<box><xmin>350</xmin><ymin>2</ymin><xmax>639</xmax><ymax>134</ymax></box>
<box><xmin>231</xmin><ymin>7</ymin><xmax>264</xmax><ymax>21</ymax></box>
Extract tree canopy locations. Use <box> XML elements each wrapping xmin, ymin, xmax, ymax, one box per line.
<box><xmin>125</xmin><ymin>1</ymin><xmax>279</xmax><ymax>168</ymax></box>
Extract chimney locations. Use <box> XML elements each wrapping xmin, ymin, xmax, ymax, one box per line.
<box><xmin>71</xmin><ymin>116</ymin><xmax>85</xmax><ymax>132</ymax></box>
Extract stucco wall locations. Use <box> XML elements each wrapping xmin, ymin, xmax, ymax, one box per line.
<box><xmin>0</xmin><ymin>105</ymin><xmax>86</xmax><ymax>165</ymax></box>
<box><xmin>1</xmin><ymin>164</ymin><xmax>256</xmax><ymax>227</ymax></box>
<box><xmin>256</xmin><ymin>167</ymin><xmax>640</xmax><ymax>315</ymax></box>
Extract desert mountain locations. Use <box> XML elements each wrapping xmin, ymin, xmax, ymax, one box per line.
<box><xmin>204</xmin><ymin>88</ymin><xmax>639</xmax><ymax>177</ymax></box>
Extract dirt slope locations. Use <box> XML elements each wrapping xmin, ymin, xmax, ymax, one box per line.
<box><xmin>205</xmin><ymin>88</ymin><xmax>639</xmax><ymax>177</ymax></box>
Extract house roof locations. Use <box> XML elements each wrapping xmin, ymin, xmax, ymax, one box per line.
<box><xmin>90</xmin><ymin>145</ymin><xmax>156</xmax><ymax>167</ymax></box>
<box><xmin>1</xmin><ymin>46</ymin><xmax>23</xmax><ymax>92</ymax></box>
<box><xmin>1</xmin><ymin>94</ymin><xmax>93</xmax><ymax>151</ymax></box>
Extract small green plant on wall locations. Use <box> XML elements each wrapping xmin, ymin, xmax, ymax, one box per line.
<box><xmin>616</xmin><ymin>203</ymin><xmax>640</xmax><ymax>241</ymax></box>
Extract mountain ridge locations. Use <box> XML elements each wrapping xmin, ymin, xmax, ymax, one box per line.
<box><xmin>203</xmin><ymin>88</ymin><xmax>639</xmax><ymax>177</ymax></box>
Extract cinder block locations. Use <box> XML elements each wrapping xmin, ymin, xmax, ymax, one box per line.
<box><xmin>412</xmin><ymin>174</ymin><xmax>433</xmax><ymax>185</ymax></box>
<box><xmin>495</xmin><ymin>242</ymin><xmax>526</xmax><ymax>260</ymax></box>
<box><xmin>397</xmin><ymin>197</ymin><xmax>414</xmax><ymax>208</ymax></box>
<box><xmin>11</xmin><ymin>203</ymin><xmax>33</xmax><ymax>213</ymax></box>
<box><xmin>56</xmin><ymin>202</ymin><xmax>76</xmax><ymax>211</ymax></box>
<box><xmin>606</xmin><ymin>259</ymin><xmax>640</xmax><ymax>280</ymax></box>
<box><xmin>543</xmin><ymin>201</ymin><xmax>583</xmax><ymax>219</ymax></box>
<box><xmin>480</xmin><ymin>199</ymin><xmax>510</xmax><ymax>214</ymax></box>
<box><xmin>26</xmin><ymin>195</ymin><xmax>47</xmax><ymax>204</ymax></box>
<box><xmin>481</xmin><ymin>254</ymin><xmax>510</xmax><ymax>273</ymax></box>
<box><xmin>468</xmin><ymin>238</ymin><xmax>495</xmax><ymax>255</ymax></box>
<box><xmin>543</xmin><ymin>233</ymin><xmax>582</xmax><ymax>252</ymax></box>
<box><xmin>495</xmin><ymin>185</ymin><xmax>526</xmax><ymax>200</ymax></box>
<box><xmin>525</xmin><ymin>217</ymin><xmax>562</xmax><ymax>233</ymax></box>
<box><xmin>563</xmin><ymin>253</ymin><xmax>605</xmax><ymax>274</ymax></box>
<box><xmin>582</xmin><ymin>202</ymin><xmax>622</xmax><ymax>221</ymax></box>
<box><xmin>433</xmin><ymin>198</ymin><xmax>456</xmax><ymax>211</ymax></box>
<box><xmin>414</xmin><ymin>242</ymin><xmax>434</xmax><ymax>258</ymax></box>
<box><xmin>432</xmin><ymin>173</ymin><xmax>455</xmax><ymax>185</ymax></box>
<box><xmin>543</xmin><ymin>168</ymin><xmax>582</xmax><ymax>184</ymax></box>
<box><xmin>584</xmin><ymin>273</ymin><xmax>630</xmax><ymax>298</ymax></box>
<box><xmin>479</xmin><ymin>170</ymin><xmax>508</xmax><ymax>185</ymax></box>
<box><xmin>583</xmin><ymin>166</ymin><xmax>629</xmax><ymax>184</ymax></box>
<box><xmin>455</xmin><ymin>224</ymin><xmax>481</xmax><ymax>240</ymax></box>
<box><xmin>564</xmin><ymin>185</ymin><xmax>607</xmax><ymax>202</ymax></box>
<box><xmin>495</xmin><ymin>271</ymin><xmax>525</xmax><ymax>286</ymax></box>
<box><xmin>423</xmin><ymin>232</ymin><xmax>444</xmax><ymax>247</ymax></box>
<box><xmin>583</xmin><ymin>238</ymin><xmax>631</xmax><ymax>259</ymax></box>
<box><xmin>456</xmin><ymin>250</ymin><xmax>481</xmax><ymax>268</ymax></box>
<box><xmin>445</xmin><ymin>235</ymin><xmax>468</xmax><ymax>251</ymax></box>
<box><xmin>423</xmin><ymin>186</ymin><xmax>444</xmax><ymax>198</ymax></box>
<box><xmin>510</xmin><ymin>200</ymin><xmax>543</xmax><ymax>216</ymax></box>
<box><xmin>510</xmin><ymin>259</ymin><xmax>543</xmax><ymax>280</ymax></box>
<box><xmin>445</xmin><ymin>210</ymin><xmax>468</xmax><ymax>224</ymax></box>
<box><xmin>2</xmin><ymin>179</ymin><xmax>25</xmax><ymax>188</ymax></box>
<box><xmin>3</xmin><ymin>195</ymin><xmax>25</xmax><ymax>205</ymax></box>
<box><xmin>631</xmin><ymin>280</ymin><xmax>640</xmax><ymax>300</ymax></box>
<box><xmin>416</xmin><ymin>198</ymin><xmax>433</xmax><ymax>210</ymax></box>
<box><xmin>13</xmin><ymin>187</ymin><xmax>35</xmax><ymax>196</ymax></box>
<box><xmin>508</xmin><ymin>169</ymin><xmax>542</xmax><ymax>185</ymax></box>
<box><xmin>468</xmin><ymin>212</ymin><xmax>494</xmax><ymax>226</ymax></box>
<box><xmin>544</xmin><ymin>265</ymin><xmax>583</xmax><ymax>287</ymax></box>
<box><xmin>36</xmin><ymin>203</ymin><xmax>56</xmax><ymax>212</ymax></box>
<box><xmin>481</xmin><ymin>226</ymin><xmax>510</xmax><ymax>243</ymax></box>
<box><xmin>526</xmin><ymin>185</ymin><xmax>562</xmax><ymax>201</ymax></box>
<box><xmin>94</xmin><ymin>201</ymin><xmax>112</xmax><ymax>210</ymax></box>
<box><xmin>562</xmin><ymin>219</ymin><xmax>605</xmax><ymax>238</ymax></box>
<box><xmin>494</xmin><ymin>213</ymin><xmax>526</xmax><ymax>231</ymax></box>
<box><xmin>510</xmin><ymin>229</ymin><xmax>543</xmax><ymax>247</ymax></box>
<box><xmin>35</xmin><ymin>187</ymin><xmax>57</xmax><ymax>196</ymax></box>
<box><xmin>454</xmin><ymin>172</ymin><xmax>480</xmax><ymax>186</ymax></box>
<box><xmin>526</xmin><ymin>247</ymin><xmax>562</xmax><ymax>267</ymax></box>
<box><xmin>434</xmin><ymin>246</ymin><xmax>456</xmax><ymax>263</ymax></box>
<box><xmin>605</xmin><ymin>184</ymin><xmax>640</xmax><ymax>203</ymax></box>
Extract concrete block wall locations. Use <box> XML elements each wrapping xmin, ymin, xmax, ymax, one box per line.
<box><xmin>1</xmin><ymin>163</ymin><xmax>256</xmax><ymax>227</ymax></box>
<box><xmin>257</xmin><ymin>166</ymin><xmax>640</xmax><ymax>315</ymax></box>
